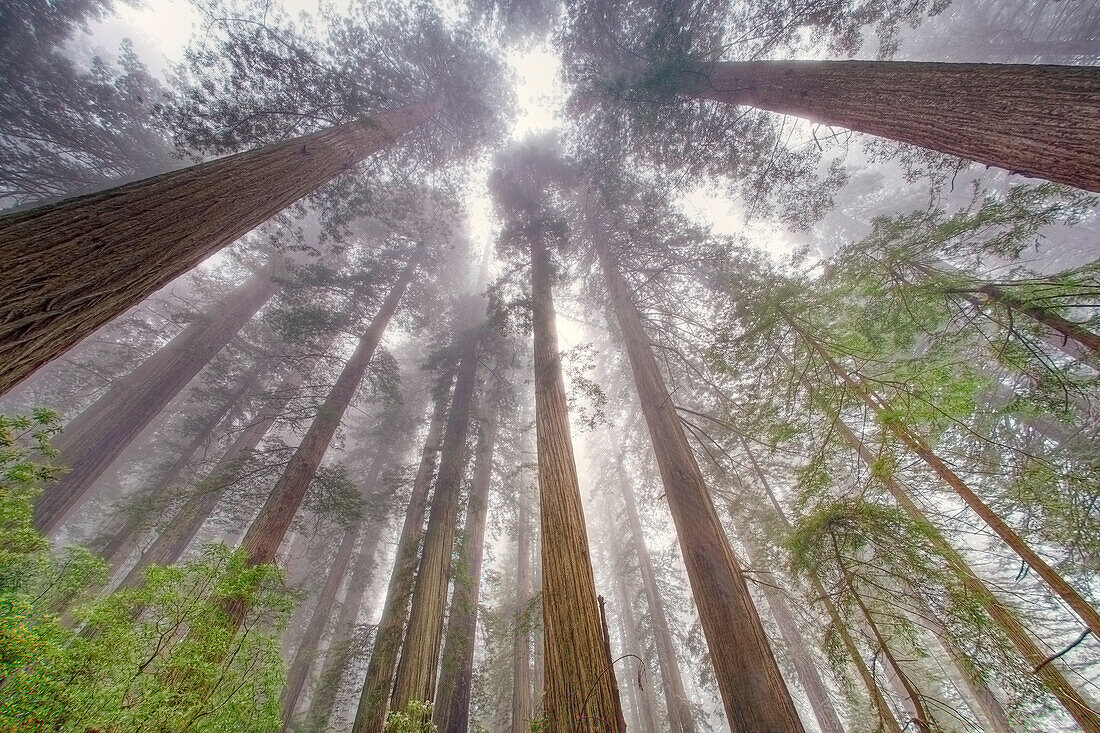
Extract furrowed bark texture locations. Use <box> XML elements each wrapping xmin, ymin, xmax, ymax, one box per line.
<box><xmin>238</xmin><ymin>254</ymin><xmax>420</xmax><ymax>572</ymax></box>
<box><xmin>532</xmin><ymin>235</ymin><xmax>624</xmax><ymax>732</ymax></box>
<box><xmin>597</xmin><ymin>240</ymin><xmax>803</xmax><ymax>732</ymax></box>
<box><xmin>615</xmin><ymin>453</ymin><xmax>696</xmax><ymax>733</ymax></box>
<box><xmin>34</xmin><ymin>265</ymin><xmax>279</xmax><ymax>534</ymax></box>
<box><xmin>308</xmin><ymin>526</ymin><xmax>385</xmax><ymax>731</ymax></box>
<box><xmin>790</xmin><ymin>316</ymin><xmax>1100</xmax><ymax>640</ymax></box>
<box><xmin>98</xmin><ymin>367</ymin><xmax>258</xmax><ymax>564</ymax></box>
<box><xmin>353</xmin><ymin>379</ymin><xmax>450</xmax><ymax>733</ymax></box>
<box><xmin>510</xmin><ymin>482</ymin><xmax>533</xmax><ymax>733</ymax></box>
<box><xmin>819</xmin><ymin>405</ymin><xmax>1100</xmax><ymax>732</ymax></box>
<box><xmin>390</xmin><ymin>333</ymin><xmax>481</xmax><ymax>709</ymax></box>
<box><xmin>0</xmin><ymin>101</ymin><xmax>436</xmax><ymax>395</ymax></box>
<box><xmin>282</xmin><ymin>430</ymin><xmax>393</xmax><ymax>727</ymax></box>
<box><xmin>116</xmin><ymin>371</ymin><xmax>303</xmax><ymax>590</ymax></box>
<box><xmin>746</xmin><ymin>440</ymin><xmax>904</xmax><ymax>733</ymax></box>
<box><xmin>688</xmin><ymin>61</ymin><xmax>1100</xmax><ymax>192</ymax></box>
<box><xmin>434</xmin><ymin>413</ymin><xmax>497</xmax><ymax>732</ymax></box>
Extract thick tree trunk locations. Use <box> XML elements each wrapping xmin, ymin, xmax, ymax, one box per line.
<box><xmin>817</xmin><ymin>402</ymin><xmax>1100</xmax><ymax>732</ymax></box>
<box><xmin>596</xmin><ymin>238</ymin><xmax>802</xmax><ymax>732</ymax></box>
<box><xmin>390</xmin><ymin>329</ymin><xmax>481</xmax><ymax>710</ymax></box>
<box><xmin>96</xmin><ymin>367</ymin><xmax>259</xmax><ymax>564</ymax></box>
<box><xmin>434</xmin><ymin>412</ymin><xmax>498</xmax><ymax>732</ymax></box>
<box><xmin>281</xmin><ymin>428</ymin><xmax>394</xmax><ymax>728</ymax></box>
<box><xmin>116</xmin><ymin>371</ymin><xmax>303</xmax><ymax>589</ymax></box>
<box><xmin>532</xmin><ymin>234</ymin><xmax>625</xmax><ymax>732</ymax></box>
<box><xmin>614</xmin><ymin>452</ymin><xmax>696</xmax><ymax>733</ymax></box>
<box><xmin>238</xmin><ymin>254</ymin><xmax>420</xmax><ymax>572</ymax></box>
<box><xmin>353</xmin><ymin>381</ymin><xmax>450</xmax><ymax>733</ymax></box>
<box><xmin>686</xmin><ymin>61</ymin><xmax>1100</xmax><ymax>192</ymax></box>
<box><xmin>0</xmin><ymin>101</ymin><xmax>437</xmax><ymax>395</ymax></box>
<box><xmin>306</xmin><ymin>526</ymin><xmax>385</xmax><ymax>731</ymax></box>
<box><xmin>790</xmin><ymin>315</ymin><xmax>1100</xmax><ymax>639</ymax></box>
<box><xmin>510</xmin><ymin>481</ymin><xmax>533</xmax><ymax>733</ymax></box>
<box><xmin>746</xmin><ymin>442</ymin><xmax>905</xmax><ymax>733</ymax></box>
<box><xmin>33</xmin><ymin>263</ymin><xmax>279</xmax><ymax>534</ymax></box>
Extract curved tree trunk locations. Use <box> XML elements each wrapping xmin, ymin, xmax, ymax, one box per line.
<box><xmin>595</xmin><ymin>235</ymin><xmax>802</xmax><ymax>732</ymax></box>
<box><xmin>789</xmin><ymin>315</ymin><xmax>1100</xmax><ymax>640</ymax></box>
<box><xmin>33</xmin><ymin>263</ymin><xmax>279</xmax><ymax>534</ymax></box>
<box><xmin>614</xmin><ymin>451</ymin><xmax>696</xmax><ymax>733</ymax></box>
<box><xmin>390</xmin><ymin>328</ymin><xmax>481</xmax><ymax>710</ymax></box>
<box><xmin>353</xmin><ymin>379</ymin><xmax>450</xmax><ymax>733</ymax></box>
<box><xmin>115</xmin><ymin>370</ymin><xmax>304</xmax><ymax>589</ymax></box>
<box><xmin>532</xmin><ymin>234</ymin><xmax>625</xmax><ymax>732</ymax></box>
<box><xmin>434</xmin><ymin>411</ymin><xmax>498</xmax><ymax>732</ymax></box>
<box><xmin>0</xmin><ymin>101</ymin><xmax>437</xmax><ymax>395</ymax></box>
<box><xmin>686</xmin><ymin>61</ymin><xmax>1100</xmax><ymax>192</ymax></box>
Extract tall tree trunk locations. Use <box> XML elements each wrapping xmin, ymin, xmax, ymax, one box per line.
<box><xmin>116</xmin><ymin>370</ymin><xmax>303</xmax><ymax>589</ymax></box>
<box><xmin>740</xmin><ymin>535</ymin><xmax>846</xmax><ymax>733</ymax></box>
<box><xmin>807</xmin><ymin>391</ymin><xmax>1100</xmax><ymax>732</ymax></box>
<box><xmin>282</xmin><ymin>427</ymin><xmax>395</xmax><ymax>728</ymax></box>
<box><xmin>595</xmin><ymin>236</ymin><xmax>802</xmax><ymax>732</ymax></box>
<box><xmin>353</xmin><ymin>380</ymin><xmax>450</xmax><ymax>733</ymax></box>
<box><xmin>614</xmin><ymin>450</ymin><xmax>696</xmax><ymax>733</ymax></box>
<box><xmin>684</xmin><ymin>61</ymin><xmax>1100</xmax><ymax>192</ymax></box>
<box><xmin>390</xmin><ymin>327</ymin><xmax>481</xmax><ymax>710</ymax></box>
<box><xmin>832</xmin><ymin>536</ymin><xmax>934</xmax><ymax>733</ymax></box>
<box><xmin>532</xmin><ymin>233</ymin><xmax>625</xmax><ymax>731</ymax></box>
<box><xmin>510</xmin><ymin>481</ymin><xmax>533</xmax><ymax>733</ymax></box>
<box><xmin>33</xmin><ymin>263</ymin><xmax>279</xmax><ymax>533</ymax></box>
<box><xmin>788</xmin><ymin>314</ymin><xmax>1100</xmax><ymax>639</ymax></box>
<box><xmin>0</xmin><ymin>101</ymin><xmax>437</xmax><ymax>395</ymax></box>
<box><xmin>434</xmin><ymin>411</ymin><xmax>498</xmax><ymax>732</ymax></box>
<box><xmin>611</xmin><ymin>557</ymin><xmax>659</xmax><ymax>733</ymax></box>
<box><xmin>238</xmin><ymin>253</ymin><xmax>421</xmax><ymax>571</ymax></box>
<box><xmin>745</xmin><ymin>441</ymin><xmax>905</xmax><ymax>733</ymax></box>
<box><xmin>307</xmin><ymin>525</ymin><xmax>386</xmax><ymax>732</ymax></box>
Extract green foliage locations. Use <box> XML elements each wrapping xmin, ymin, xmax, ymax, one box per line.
<box><xmin>0</xmin><ymin>411</ymin><xmax>290</xmax><ymax>732</ymax></box>
<box><xmin>384</xmin><ymin>699</ymin><xmax>436</xmax><ymax>733</ymax></box>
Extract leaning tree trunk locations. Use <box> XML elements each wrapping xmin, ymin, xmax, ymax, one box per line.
<box><xmin>788</xmin><ymin>314</ymin><xmax>1100</xmax><ymax>639</ymax></box>
<box><xmin>95</xmin><ymin>365</ymin><xmax>260</xmax><ymax>564</ymax></box>
<box><xmin>532</xmin><ymin>234</ymin><xmax>625</xmax><ymax>732</ymax></box>
<box><xmin>281</xmin><ymin>425</ymin><xmax>396</xmax><ymax>728</ymax></box>
<box><xmin>0</xmin><ymin>101</ymin><xmax>437</xmax><ymax>395</ymax></box>
<box><xmin>745</xmin><ymin>440</ymin><xmax>905</xmax><ymax>733</ymax></box>
<box><xmin>510</xmin><ymin>481</ymin><xmax>533</xmax><ymax>733</ymax></box>
<box><xmin>433</xmin><ymin>411</ymin><xmax>498</xmax><ymax>733</ymax></box>
<box><xmin>811</xmin><ymin>395</ymin><xmax>1100</xmax><ymax>733</ymax></box>
<box><xmin>33</xmin><ymin>263</ymin><xmax>279</xmax><ymax>534</ymax></box>
<box><xmin>595</xmin><ymin>237</ymin><xmax>803</xmax><ymax>732</ymax></box>
<box><xmin>389</xmin><ymin>327</ymin><xmax>481</xmax><ymax>711</ymax></box>
<box><xmin>115</xmin><ymin>370</ymin><xmax>305</xmax><ymax>590</ymax></box>
<box><xmin>684</xmin><ymin>61</ymin><xmax>1100</xmax><ymax>192</ymax></box>
<box><xmin>614</xmin><ymin>450</ymin><xmax>696</xmax><ymax>733</ymax></box>
<box><xmin>353</xmin><ymin>379</ymin><xmax>451</xmax><ymax>733</ymax></box>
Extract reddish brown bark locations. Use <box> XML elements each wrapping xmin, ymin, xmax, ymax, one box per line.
<box><xmin>237</xmin><ymin>253</ymin><xmax>421</xmax><ymax>573</ymax></box>
<box><xmin>390</xmin><ymin>329</ymin><xmax>481</xmax><ymax>710</ymax></box>
<box><xmin>595</xmin><ymin>236</ymin><xmax>802</xmax><ymax>732</ymax></box>
<box><xmin>116</xmin><ymin>371</ymin><xmax>303</xmax><ymax>589</ymax></box>
<box><xmin>433</xmin><ymin>412</ymin><xmax>498</xmax><ymax>732</ymax></box>
<box><xmin>34</xmin><ymin>264</ymin><xmax>279</xmax><ymax>534</ymax></box>
<box><xmin>532</xmin><ymin>234</ymin><xmax>624</xmax><ymax>732</ymax></box>
<box><xmin>789</xmin><ymin>314</ymin><xmax>1100</xmax><ymax>640</ymax></box>
<box><xmin>614</xmin><ymin>452</ymin><xmax>696</xmax><ymax>733</ymax></box>
<box><xmin>0</xmin><ymin>101</ymin><xmax>438</xmax><ymax>395</ymax></box>
<box><xmin>353</xmin><ymin>381</ymin><xmax>450</xmax><ymax>733</ymax></box>
<box><xmin>687</xmin><ymin>61</ymin><xmax>1100</xmax><ymax>192</ymax></box>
